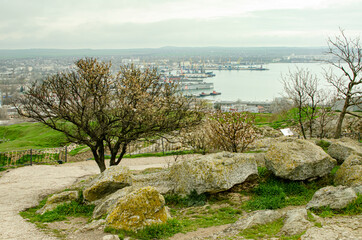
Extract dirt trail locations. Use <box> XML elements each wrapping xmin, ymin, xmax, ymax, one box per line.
<box><xmin>0</xmin><ymin>157</ymin><xmax>175</xmax><ymax>240</ymax></box>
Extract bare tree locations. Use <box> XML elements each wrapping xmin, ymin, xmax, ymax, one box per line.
<box><xmin>15</xmin><ymin>58</ymin><xmax>204</xmax><ymax>172</ymax></box>
<box><xmin>207</xmin><ymin>111</ymin><xmax>258</xmax><ymax>153</ymax></box>
<box><xmin>324</xmin><ymin>29</ymin><xmax>362</xmax><ymax>138</ymax></box>
<box><xmin>282</xmin><ymin>68</ymin><xmax>321</xmax><ymax>139</ymax></box>
<box><xmin>316</xmin><ymin>90</ymin><xmax>336</xmax><ymax>139</ymax></box>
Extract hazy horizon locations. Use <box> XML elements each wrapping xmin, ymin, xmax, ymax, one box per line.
<box><xmin>1</xmin><ymin>0</ymin><xmax>361</xmax><ymax>49</ymax></box>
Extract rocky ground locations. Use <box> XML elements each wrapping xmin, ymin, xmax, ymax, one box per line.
<box><xmin>0</xmin><ymin>156</ymin><xmax>175</xmax><ymax>240</ymax></box>
<box><xmin>1</xmin><ymin>137</ymin><xmax>361</xmax><ymax>240</ymax></box>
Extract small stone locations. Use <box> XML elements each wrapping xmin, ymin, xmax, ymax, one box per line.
<box><xmin>102</xmin><ymin>235</ymin><xmax>119</xmax><ymax>240</ymax></box>
<box><xmin>226</xmin><ymin>210</ymin><xmax>283</xmax><ymax>231</ymax></box>
<box><xmin>280</xmin><ymin>208</ymin><xmax>313</xmax><ymax>236</ymax></box>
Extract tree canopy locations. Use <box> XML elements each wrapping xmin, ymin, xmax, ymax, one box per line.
<box><xmin>15</xmin><ymin>58</ymin><xmax>204</xmax><ymax>172</ymax></box>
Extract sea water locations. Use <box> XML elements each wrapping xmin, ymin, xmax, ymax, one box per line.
<box><xmin>194</xmin><ymin>62</ymin><xmax>335</xmax><ymax>102</ymax></box>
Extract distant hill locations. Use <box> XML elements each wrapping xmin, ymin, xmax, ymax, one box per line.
<box><xmin>0</xmin><ymin>47</ymin><xmax>326</xmax><ymax>59</ymax></box>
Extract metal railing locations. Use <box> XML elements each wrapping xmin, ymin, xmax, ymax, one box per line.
<box><xmin>0</xmin><ymin>147</ymin><xmax>68</xmax><ymax>168</ymax></box>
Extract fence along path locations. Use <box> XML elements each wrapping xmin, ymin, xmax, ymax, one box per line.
<box><xmin>0</xmin><ymin>147</ymin><xmax>68</xmax><ymax>168</ymax></box>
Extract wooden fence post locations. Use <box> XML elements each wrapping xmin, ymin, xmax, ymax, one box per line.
<box><xmin>65</xmin><ymin>146</ymin><xmax>67</xmax><ymax>162</ymax></box>
<box><xmin>30</xmin><ymin>149</ymin><xmax>33</xmax><ymax>166</ymax></box>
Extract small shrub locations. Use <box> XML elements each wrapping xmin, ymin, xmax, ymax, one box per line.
<box><xmin>316</xmin><ymin>140</ymin><xmax>331</xmax><ymax>152</ymax></box>
<box><xmin>207</xmin><ymin>111</ymin><xmax>259</xmax><ymax>153</ymax></box>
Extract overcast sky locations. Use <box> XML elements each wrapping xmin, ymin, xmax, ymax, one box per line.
<box><xmin>1</xmin><ymin>0</ymin><xmax>361</xmax><ymax>49</ymax></box>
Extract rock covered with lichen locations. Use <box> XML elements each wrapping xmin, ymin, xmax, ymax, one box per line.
<box><xmin>334</xmin><ymin>154</ymin><xmax>362</xmax><ymax>187</ymax></box>
<box><xmin>105</xmin><ymin>186</ymin><xmax>169</xmax><ymax>231</ymax></box>
<box><xmin>83</xmin><ymin>165</ymin><xmax>132</xmax><ymax>202</ymax></box>
<box><xmin>92</xmin><ymin>186</ymin><xmax>135</xmax><ymax>219</ymax></box>
<box><xmin>168</xmin><ymin>151</ymin><xmax>258</xmax><ymax>195</ymax></box>
<box><xmin>265</xmin><ymin>137</ymin><xmax>336</xmax><ymax>180</ymax></box>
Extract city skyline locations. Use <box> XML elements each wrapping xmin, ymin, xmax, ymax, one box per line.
<box><xmin>1</xmin><ymin>0</ymin><xmax>361</xmax><ymax>49</ymax></box>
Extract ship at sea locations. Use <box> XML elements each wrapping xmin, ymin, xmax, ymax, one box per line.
<box><xmin>160</xmin><ymin>72</ymin><xmax>214</xmax><ymax>91</ymax></box>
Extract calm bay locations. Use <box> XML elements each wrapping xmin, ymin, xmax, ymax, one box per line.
<box><xmin>198</xmin><ymin>62</ymin><xmax>334</xmax><ymax>102</ymax></box>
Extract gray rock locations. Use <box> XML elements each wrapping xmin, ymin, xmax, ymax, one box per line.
<box><xmin>169</xmin><ymin>152</ymin><xmax>258</xmax><ymax>195</ymax></box>
<box><xmin>92</xmin><ymin>186</ymin><xmax>134</xmax><ymax>219</ymax></box>
<box><xmin>334</xmin><ymin>154</ymin><xmax>362</xmax><ymax>187</ymax></box>
<box><xmin>102</xmin><ymin>235</ymin><xmax>119</xmax><ymax>240</ymax></box>
<box><xmin>226</xmin><ymin>210</ymin><xmax>283</xmax><ymax>231</ymax></box>
<box><xmin>327</xmin><ymin>138</ymin><xmax>362</xmax><ymax>164</ymax></box>
<box><xmin>352</xmin><ymin>185</ymin><xmax>362</xmax><ymax>194</ymax></box>
<box><xmin>280</xmin><ymin>208</ymin><xmax>313</xmax><ymax>236</ymax></box>
<box><xmin>36</xmin><ymin>190</ymin><xmax>79</xmax><ymax>214</ymax></box>
<box><xmin>265</xmin><ymin>137</ymin><xmax>337</xmax><ymax>180</ymax></box>
<box><xmin>306</xmin><ymin>186</ymin><xmax>357</xmax><ymax>210</ymax></box>
<box><xmin>301</xmin><ymin>225</ymin><xmax>362</xmax><ymax>240</ymax></box>
<box><xmin>83</xmin><ymin>165</ymin><xmax>133</xmax><ymax>202</ymax></box>
<box><xmin>133</xmin><ymin>170</ymin><xmax>173</xmax><ymax>195</ymax></box>
<box><xmin>75</xmin><ymin>219</ymin><xmax>106</xmax><ymax>233</ymax></box>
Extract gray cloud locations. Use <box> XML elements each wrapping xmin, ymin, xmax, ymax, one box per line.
<box><xmin>0</xmin><ymin>0</ymin><xmax>361</xmax><ymax>49</ymax></box>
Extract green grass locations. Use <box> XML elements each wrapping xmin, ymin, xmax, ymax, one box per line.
<box><xmin>244</xmin><ymin>174</ymin><xmax>330</xmax><ymax>211</ymax></box>
<box><xmin>239</xmin><ymin>218</ymin><xmax>284</xmax><ymax>239</ymax></box>
<box><xmin>20</xmin><ymin>193</ymin><xmax>95</xmax><ymax>223</ymax></box>
<box><xmin>105</xmin><ymin>219</ymin><xmax>183</xmax><ymax>240</ymax></box>
<box><xmin>68</xmin><ymin>145</ymin><xmax>89</xmax><ymax>156</ymax></box>
<box><xmin>316</xmin><ymin>140</ymin><xmax>331</xmax><ymax>152</ymax></box>
<box><xmin>165</xmin><ymin>190</ymin><xmax>207</xmax><ymax>208</ymax></box>
<box><xmin>0</xmin><ymin>123</ymin><xmax>68</xmax><ymax>151</ymax></box>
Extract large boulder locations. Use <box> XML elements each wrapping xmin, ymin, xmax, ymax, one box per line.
<box><xmin>168</xmin><ymin>152</ymin><xmax>258</xmax><ymax>195</ymax></box>
<box><xmin>265</xmin><ymin>137</ymin><xmax>336</xmax><ymax>180</ymax></box>
<box><xmin>83</xmin><ymin>165</ymin><xmax>132</xmax><ymax>202</ymax></box>
<box><xmin>306</xmin><ymin>186</ymin><xmax>358</xmax><ymax>210</ymax></box>
<box><xmin>327</xmin><ymin>138</ymin><xmax>362</xmax><ymax>164</ymax></box>
<box><xmin>36</xmin><ymin>191</ymin><xmax>79</xmax><ymax>214</ymax></box>
<box><xmin>280</xmin><ymin>208</ymin><xmax>313</xmax><ymax>236</ymax></box>
<box><xmin>334</xmin><ymin>154</ymin><xmax>362</xmax><ymax>187</ymax></box>
<box><xmin>92</xmin><ymin>186</ymin><xmax>135</xmax><ymax>219</ymax></box>
<box><xmin>106</xmin><ymin>186</ymin><xmax>169</xmax><ymax>231</ymax></box>
<box><xmin>133</xmin><ymin>170</ymin><xmax>173</xmax><ymax>195</ymax></box>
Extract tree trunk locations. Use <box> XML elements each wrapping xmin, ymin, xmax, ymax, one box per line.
<box><xmin>334</xmin><ymin>98</ymin><xmax>349</xmax><ymax>139</ymax></box>
<box><xmin>298</xmin><ymin>108</ymin><xmax>307</xmax><ymax>139</ymax></box>
<box><xmin>114</xmin><ymin>143</ymin><xmax>128</xmax><ymax>165</ymax></box>
<box><xmin>91</xmin><ymin>143</ymin><xmax>106</xmax><ymax>172</ymax></box>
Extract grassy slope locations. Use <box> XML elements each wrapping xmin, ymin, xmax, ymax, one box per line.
<box><xmin>0</xmin><ymin>123</ymin><xmax>68</xmax><ymax>152</ymax></box>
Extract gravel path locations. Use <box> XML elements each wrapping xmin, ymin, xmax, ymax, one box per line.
<box><xmin>0</xmin><ymin>157</ymin><xmax>174</xmax><ymax>240</ymax></box>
